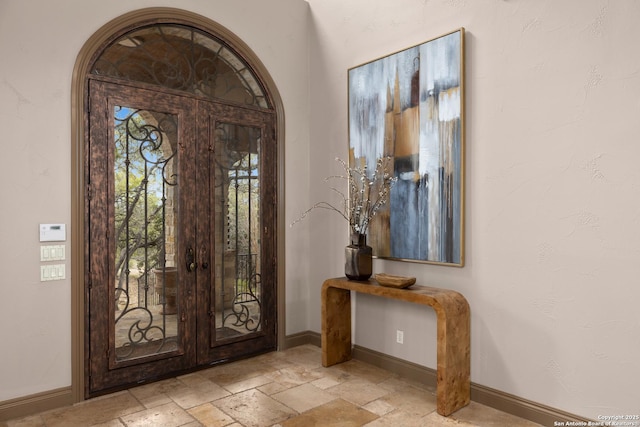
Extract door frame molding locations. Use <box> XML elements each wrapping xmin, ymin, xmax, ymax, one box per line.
<box><xmin>71</xmin><ymin>7</ymin><xmax>286</xmax><ymax>402</ymax></box>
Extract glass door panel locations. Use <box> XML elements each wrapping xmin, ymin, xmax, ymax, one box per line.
<box><xmin>213</xmin><ymin>122</ymin><xmax>262</xmax><ymax>342</ymax></box>
<box><xmin>112</xmin><ymin>106</ymin><xmax>181</xmax><ymax>364</ymax></box>
<box><xmin>88</xmin><ymin>80</ymin><xmax>197</xmax><ymax>396</ymax></box>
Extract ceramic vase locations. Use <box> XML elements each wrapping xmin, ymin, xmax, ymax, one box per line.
<box><xmin>345</xmin><ymin>232</ymin><xmax>372</xmax><ymax>281</ymax></box>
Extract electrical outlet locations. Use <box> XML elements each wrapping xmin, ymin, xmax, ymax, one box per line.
<box><xmin>396</xmin><ymin>330</ymin><xmax>404</xmax><ymax>344</ymax></box>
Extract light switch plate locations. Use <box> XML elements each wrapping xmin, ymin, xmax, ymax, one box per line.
<box><xmin>41</xmin><ymin>264</ymin><xmax>66</xmax><ymax>281</ymax></box>
<box><xmin>41</xmin><ymin>245</ymin><xmax>65</xmax><ymax>261</ymax></box>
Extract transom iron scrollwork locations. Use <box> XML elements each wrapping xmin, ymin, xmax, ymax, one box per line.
<box><xmin>92</xmin><ymin>24</ymin><xmax>269</xmax><ymax>109</ymax></box>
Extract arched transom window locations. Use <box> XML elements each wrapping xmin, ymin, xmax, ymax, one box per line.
<box><xmin>92</xmin><ymin>24</ymin><xmax>270</xmax><ymax>108</ymax></box>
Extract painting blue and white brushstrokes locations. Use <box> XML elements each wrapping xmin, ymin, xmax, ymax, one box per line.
<box><xmin>348</xmin><ymin>29</ymin><xmax>464</xmax><ymax>266</ymax></box>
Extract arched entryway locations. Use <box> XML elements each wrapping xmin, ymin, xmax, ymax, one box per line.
<box><xmin>71</xmin><ymin>8</ymin><xmax>285</xmax><ymax>400</ymax></box>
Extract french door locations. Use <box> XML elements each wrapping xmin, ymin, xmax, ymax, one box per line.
<box><xmin>86</xmin><ymin>79</ymin><xmax>276</xmax><ymax>396</ymax></box>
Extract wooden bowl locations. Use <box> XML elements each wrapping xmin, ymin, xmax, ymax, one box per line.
<box><xmin>374</xmin><ymin>274</ymin><xmax>416</xmax><ymax>289</ymax></box>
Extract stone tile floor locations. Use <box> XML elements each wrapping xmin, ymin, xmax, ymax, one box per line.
<box><xmin>2</xmin><ymin>345</ymin><xmax>542</xmax><ymax>427</ymax></box>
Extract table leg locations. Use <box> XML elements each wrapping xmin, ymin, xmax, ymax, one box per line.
<box><xmin>321</xmin><ymin>285</ymin><xmax>351</xmax><ymax>367</ymax></box>
<box><xmin>434</xmin><ymin>299</ymin><xmax>471</xmax><ymax>416</ymax></box>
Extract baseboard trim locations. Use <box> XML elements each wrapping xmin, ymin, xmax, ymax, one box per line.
<box><xmin>0</xmin><ymin>387</ymin><xmax>73</xmax><ymax>422</ymax></box>
<box><xmin>470</xmin><ymin>381</ymin><xmax>589</xmax><ymax>426</ymax></box>
<box><xmin>281</xmin><ymin>330</ymin><xmax>321</xmax><ymax>349</ymax></box>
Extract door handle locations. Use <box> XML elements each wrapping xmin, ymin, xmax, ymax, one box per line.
<box><xmin>201</xmin><ymin>246</ymin><xmax>209</xmax><ymax>270</ymax></box>
<box><xmin>186</xmin><ymin>247</ymin><xmax>197</xmax><ymax>272</ymax></box>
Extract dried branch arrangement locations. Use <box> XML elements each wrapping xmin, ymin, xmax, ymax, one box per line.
<box><xmin>291</xmin><ymin>157</ymin><xmax>397</xmax><ymax>235</ymax></box>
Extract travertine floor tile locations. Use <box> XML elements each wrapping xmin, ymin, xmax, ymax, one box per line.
<box><xmin>377</xmin><ymin>374</ymin><xmax>435</xmax><ymax>394</ymax></box>
<box><xmin>376</xmin><ymin>382</ymin><xmax>437</xmax><ymax>417</ymax></box>
<box><xmin>275</xmin><ymin>344</ymin><xmax>323</xmax><ymax>370</ymax></box>
<box><xmin>272</xmin><ymin>383</ymin><xmax>336</xmax><ymax>413</ymax></box>
<box><xmin>187</xmin><ymin>402</ymin><xmax>234</xmax><ymax>426</ymax></box>
<box><xmin>253</xmin><ymin>351</ymin><xmax>300</xmax><ymax>372</ymax></box>
<box><xmin>450</xmin><ymin>401</ymin><xmax>543</xmax><ymax>426</ymax></box>
<box><xmin>327</xmin><ymin>377</ymin><xmax>390</xmax><ymax>406</ymax></box>
<box><xmin>3</xmin><ymin>415</ymin><xmax>45</xmax><ymax>427</ymax></box>
<box><xmin>257</xmin><ymin>380</ymin><xmax>291</xmax><ymax>395</ymax></box>
<box><xmin>169</xmin><ymin>373</ymin><xmax>231</xmax><ymax>409</ymax></box>
<box><xmin>127</xmin><ymin>377</ymin><xmax>181</xmax><ymax>409</ymax></box>
<box><xmin>330</xmin><ymin>359</ymin><xmax>394</xmax><ymax>384</ymax></box>
<box><xmin>223</xmin><ymin>374</ymin><xmax>273</xmax><ymax>394</ymax></box>
<box><xmin>265</xmin><ymin>364</ymin><xmax>324</xmax><ymax>389</ymax></box>
<box><xmin>310</xmin><ymin>365</ymin><xmax>353</xmax><ymax>385</ymax></box>
<box><xmin>3</xmin><ymin>344</ymin><xmax>544</xmax><ymax>427</ymax></box>
<box><xmin>199</xmin><ymin>357</ymin><xmax>276</xmax><ymax>388</ymax></box>
<box><xmin>120</xmin><ymin>401</ymin><xmax>195</xmax><ymax>427</ymax></box>
<box><xmin>280</xmin><ymin>398</ymin><xmax>378</xmax><ymax>427</ymax></box>
<box><xmin>363</xmin><ymin>408</ymin><xmax>431</xmax><ymax>427</ymax></box>
<box><xmin>310</xmin><ymin>375</ymin><xmax>342</xmax><ymax>390</ymax></box>
<box><xmin>213</xmin><ymin>388</ymin><xmax>296</xmax><ymax>427</ymax></box>
<box><xmin>420</xmin><ymin>411</ymin><xmax>477</xmax><ymax>426</ymax></box>
<box><xmin>362</xmin><ymin>399</ymin><xmax>396</xmax><ymax>417</ymax></box>
<box><xmin>40</xmin><ymin>391</ymin><xmax>144</xmax><ymax>427</ymax></box>
<box><xmin>90</xmin><ymin>419</ymin><xmax>126</xmax><ymax>427</ymax></box>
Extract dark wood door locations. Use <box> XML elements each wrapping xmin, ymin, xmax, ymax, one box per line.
<box><xmin>86</xmin><ymin>79</ymin><xmax>276</xmax><ymax>397</ymax></box>
<box><xmin>195</xmin><ymin>101</ymin><xmax>277</xmax><ymax>365</ymax></box>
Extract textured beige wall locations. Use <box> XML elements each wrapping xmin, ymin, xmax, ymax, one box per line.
<box><xmin>304</xmin><ymin>0</ymin><xmax>640</xmax><ymax>420</ymax></box>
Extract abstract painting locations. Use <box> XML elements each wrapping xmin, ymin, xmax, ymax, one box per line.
<box><xmin>348</xmin><ymin>28</ymin><xmax>464</xmax><ymax>266</ymax></box>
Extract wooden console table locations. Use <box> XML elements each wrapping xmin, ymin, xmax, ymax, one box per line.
<box><xmin>321</xmin><ymin>277</ymin><xmax>470</xmax><ymax>416</ymax></box>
